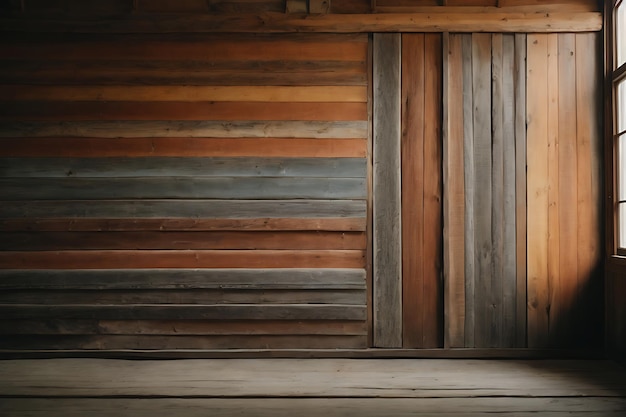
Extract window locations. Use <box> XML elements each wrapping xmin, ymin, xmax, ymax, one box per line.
<box><xmin>611</xmin><ymin>0</ymin><xmax>626</xmax><ymax>254</ymax></box>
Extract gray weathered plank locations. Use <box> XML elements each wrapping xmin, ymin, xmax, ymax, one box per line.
<box><xmin>0</xmin><ymin>268</ymin><xmax>366</xmax><ymax>290</ymax></box>
<box><xmin>0</xmin><ymin>157</ymin><xmax>366</xmax><ymax>178</ymax></box>
<box><xmin>0</xmin><ymin>121</ymin><xmax>368</xmax><ymax>139</ymax></box>
<box><xmin>372</xmin><ymin>33</ymin><xmax>402</xmax><ymax>348</ymax></box>
<box><xmin>461</xmin><ymin>33</ymin><xmax>475</xmax><ymax>348</ymax></box>
<box><xmin>471</xmin><ymin>33</ymin><xmax>493</xmax><ymax>349</ymax></box>
<box><xmin>0</xmin><ymin>304</ymin><xmax>367</xmax><ymax>321</ymax></box>
<box><xmin>0</xmin><ymin>200</ymin><xmax>367</xmax><ymax>218</ymax></box>
<box><xmin>0</xmin><ymin>178</ymin><xmax>366</xmax><ymax>200</ymax></box>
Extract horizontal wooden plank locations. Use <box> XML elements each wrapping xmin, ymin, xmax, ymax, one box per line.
<box><xmin>0</xmin><ymin>200</ymin><xmax>366</xmax><ymax>219</ymax></box>
<box><xmin>0</xmin><ymin>334</ymin><xmax>368</xmax><ymax>349</ymax></box>
<box><xmin>0</xmin><ymin>36</ymin><xmax>368</xmax><ymax>61</ymax></box>
<box><xmin>0</xmin><ymin>268</ymin><xmax>366</xmax><ymax>290</ymax></box>
<box><xmin>0</xmin><ymin>157</ymin><xmax>366</xmax><ymax>178</ymax></box>
<box><xmin>0</xmin><ymin>231</ymin><xmax>367</xmax><ymax>250</ymax></box>
<box><xmin>0</xmin><ymin>64</ymin><xmax>367</xmax><ymax>86</ymax></box>
<box><xmin>0</xmin><ymin>101</ymin><xmax>369</xmax><ymax>121</ymax></box>
<box><xmin>0</xmin><ymin>304</ymin><xmax>367</xmax><ymax>320</ymax></box>
<box><xmin>0</xmin><ymin>177</ymin><xmax>367</xmax><ymax>200</ymax></box>
<box><xmin>0</xmin><ymin>138</ymin><xmax>367</xmax><ymax>158</ymax></box>
<box><xmin>1</xmin><ymin>397</ymin><xmax>625</xmax><ymax>417</ymax></box>
<box><xmin>0</xmin><ymin>250</ymin><xmax>366</xmax><ymax>269</ymax></box>
<box><xmin>0</xmin><ymin>86</ymin><xmax>368</xmax><ymax>102</ymax></box>
<box><xmin>0</xmin><ymin>12</ymin><xmax>603</xmax><ymax>33</ymax></box>
<box><xmin>0</xmin><ymin>121</ymin><xmax>368</xmax><ymax>139</ymax></box>
<box><xmin>0</xmin><ymin>289</ymin><xmax>367</xmax><ymax>306</ymax></box>
<box><xmin>0</xmin><ymin>319</ymin><xmax>368</xmax><ymax>335</ymax></box>
<box><xmin>0</xmin><ymin>217</ymin><xmax>367</xmax><ymax>232</ymax></box>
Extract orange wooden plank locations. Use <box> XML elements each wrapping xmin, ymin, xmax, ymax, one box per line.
<box><xmin>0</xmin><ymin>250</ymin><xmax>366</xmax><ymax>269</ymax></box>
<box><xmin>422</xmin><ymin>33</ymin><xmax>443</xmax><ymax>348</ymax></box>
<box><xmin>401</xmin><ymin>33</ymin><xmax>426</xmax><ymax>349</ymax></box>
<box><xmin>526</xmin><ymin>34</ymin><xmax>550</xmax><ymax>348</ymax></box>
<box><xmin>0</xmin><ymin>138</ymin><xmax>367</xmax><ymax>158</ymax></box>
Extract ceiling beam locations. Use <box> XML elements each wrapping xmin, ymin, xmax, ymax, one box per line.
<box><xmin>0</xmin><ymin>11</ymin><xmax>602</xmax><ymax>33</ymax></box>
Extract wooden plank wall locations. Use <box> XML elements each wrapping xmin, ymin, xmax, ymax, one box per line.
<box><xmin>525</xmin><ymin>33</ymin><xmax>603</xmax><ymax>349</ymax></box>
<box><xmin>444</xmin><ymin>33</ymin><xmax>525</xmax><ymax>348</ymax></box>
<box><xmin>443</xmin><ymin>32</ymin><xmax>603</xmax><ymax>349</ymax></box>
<box><xmin>0</xmin><ymin>33</ymin><xmax>370</xmax><ymax>350</ymax></box>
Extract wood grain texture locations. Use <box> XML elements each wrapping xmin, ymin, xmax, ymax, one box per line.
<box><xmin>0</xmin><ymin>138</ymin><xmax>368</xmax><ymax>158</ymax></box>
<box><xmin>443</xmin><ymin>33</ymin><xmax>465</xmax><ymax>348</ymax></box>
<box><xmin>373</xmin><ymin>33</ymin><xmax>402</xmax><ymax>348</ymax></box>
<box><xmin>0</xmin><ymin>250</ymin><xmax>366</xmax><ymax>269</ymax></box>
<box><xmin>0</xmin><ymin>268</ymin><xmax>366</xmax><ymax>290</ymax></box>
<box><xmin>0</xmin><ymin>12</ymin><xmax>603</xmax><ymax>33</ymax></box>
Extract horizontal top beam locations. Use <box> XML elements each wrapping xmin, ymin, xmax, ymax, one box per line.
<box><xmin>0</xmin><ymin>11</ymin><xmax>602</xmax><ymax>34</ymax></box>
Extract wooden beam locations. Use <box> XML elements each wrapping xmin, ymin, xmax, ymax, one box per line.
<box><xmin>0</xmin><ymin>12</ymin><xmax>602</xmax><ymax>33</ymax></box>
<box><xmin>309</xmin><ymin>0</ymin><xmax>330</xmax><ymax>14</ymax></box>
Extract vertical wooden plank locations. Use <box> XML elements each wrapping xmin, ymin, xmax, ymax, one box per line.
<box><xmin>546</xmin><ymin>34</ymin><xmax>560</xmax><ymax>345</ymax></box>
<box><xmin>526</xmin><ymin>34</ymin><xmax>550</xmax><ymax>348</ymax></box>
<box><xmin>574</xmin><ymin>32</ymin><xmax>603</xmax><ymax>346</ymax></box>
<box><xmin>514</xmin><ymin>33</ymin><xmax>528</xmax><ymax>348</ymax></box>
<box><xmin>366</xmin><ymin>33</ymin><xmax>374</xmax><ymax>348</ymax></box>
<box><xmin>422</xmin><ymin>33</ymin><xmax>443</xmax><ymax>348</ymax></box>
<box><xmin>501</xmin><ymin>34</ymin><xmax>518</xmax><ymax>348</ymax></box>
<box><xmin>491</xmin><ymin>33</ymin><xmax>505</xmax><ymax>348</ymax></box>
<box><xmin>401</xmin><ymin>33</ymin><xmax>425</xmax><ymax>348</ymax></box>
<box><xmin>471</xmin><ymin>33</ymin><xmax>493</xmax><ymax>348</ymax></box>
<box><xmin>462</xmin><ymin>33</ymin><xmax>476</xmax><ymax>348</ymax></box>
<box><xmin>557</xmin><ymin>33</ymin><xmax>578</xmax><ymax>344</ymax></box>
<box><xmin>373</xmin><ymin>33</ymin><xmax>402</xmax><ymax>348</ymax></box>
<box><xmin>443</xmin><ymin>33</ymin><xmax>466</xmax><ymax>349</ymax></box>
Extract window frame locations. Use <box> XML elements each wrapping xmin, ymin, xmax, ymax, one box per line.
<box><xmin>608</xmin><ymin>0</ymin><xmax>626</xmax><ymax>258</ymax></box>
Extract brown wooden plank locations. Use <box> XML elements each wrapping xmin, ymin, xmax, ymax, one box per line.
<box><xmin>0</xmin><ymin>12</ymin><xmax>603</xmax><ymax>33</ymax></box>
<box><xmin>422</xmin><ymin>33</ymin><xmax>443</xmax><ymax>348</ymax></box>
<box><xmin>137</xmin><ymin>0</ymin><xmax>209</xmax><ymax>12</ymax></box>
<box><xmin>0</xmin><ymin>61</ymin><xmax>368</xmax><ymax>86</ymax></box>
<box><xmin>0</xmin><ymin>102</ymin><xmax>368</xmax><ymax>121</ymax></box>
<box><xmin>401</xmin><ymin>33</ymin><xmax>425</xmax><ymax>349</ymax></box>
<box><xmin>491</xmin><ymin>33</ymin><xmax>505</xmax><ymax>348</ymax></box>
<box><xmin>526</xmin><ymin>34</ymin><xmax>550</xmax><ymax>348</ymax></box>
<box><xmin>514</xmin><ymin>33</ymin><xmax>527</xmax><ymax>348</ymax></box>
<box><xmin>0</xmin><ymin>334</ymin><xmax>368</xmax><ymax>350</ymax></box>
<box><xmin>0</xmin><ymin>138</ymin><xmax>367</xmax><ymax>158</ymax></box>
<box><xmin>0</xmin><ymin>121</ymin><xmax>368</xmax><ymax>139</ymax></box>
<box><xmin>443</xmin><ymin>33</ymin><xmax>465</xmax><ymax>349</ymax></box>
<box><xmin>546</xmin><ymin>33</ymin><xmax>560</xmax><ymax>346</ymax></box>
<box><xmin>0</xmin><ymin>319</ymin><xmax>368</xmax><ymax>336</ymax></box>
<box><xmin>574</xmin><ymin>32</ymin><xmax>603</xmax><ymax>348</ymax></box>
<box><xmin>0</xmin><ymin>218</ymin><xmax>367</xmax><ymax>232</ymax></box>
<box><xmin>0</xmin><ymin>35</ymin><xmax>368</xmax><ymax>61</ymax></box>
<box><xmin>556</xmin><ymin>33</ymin><xmax>578</xmax><ymax>347</ymax></box>
<box><xmin>471</xmin><ymin>33</ymin><xmax>493</xmax><ymax>348</ymax></box>
<box><xmin>0</xmin><ymin>231</ymin><xmax>367</xmax><ymax>250</ymax></box>
<box><xmin>0</xmin><ymin>304</ymin><xmax>367</xmax><ymax>321</ymax></box>
<box><xmin>0</xmin><ymin>250</ymin><xmax>366</xmax><ymax>269</ymax></box>
<box><xmin>373</xmin><ymin>33</ymin><xmax>402</xmax><ymax>348</ymax></box>
<box><xmin>0</xmin><ymin>289</ymin><xmax>367</xmax><ymax>306</ymax></box>
<box><xmin>208</xmin><ymin>0</ymin><xmax>287</xmax><ymax>13</ymax></box>
<box><xmin>461</xmin><ymin>33</ymin><xmax>475</xmax><ymax>348</ymax></box>
<box><xmin>0</xmin><ymin>85</ymin><xmax>367</xmax><ymax>102</ymax></box>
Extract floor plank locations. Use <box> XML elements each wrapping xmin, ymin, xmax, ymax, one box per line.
<box><xmin>0</xmin><ymin>359</ymin><xmax>624</xmax><ymax>416</ymax></box>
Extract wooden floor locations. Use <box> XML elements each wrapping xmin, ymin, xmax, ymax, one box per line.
<box><xmin>1</xmin><ymin>359</ymin><xmax>625</xmax><ymax>416</ymax></box>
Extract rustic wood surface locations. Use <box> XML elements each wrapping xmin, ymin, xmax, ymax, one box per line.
<box><xmin>0</xmin><ymin>359</ymin><xmax>624</xmax><ymax>416</ymax></box>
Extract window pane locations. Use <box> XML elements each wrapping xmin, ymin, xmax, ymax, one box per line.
<box><xmin>619</xmin><ymin>79</ymin><xmax>626</xmax><ymax>133</ymax></box>
<box><xmin>618</xmin><ymin>2</ymin><xmax>626</xmax><ymax>68</ymax></box>
<box><xmin>620</xmin><ymin>203</ymin><xmax>626</xmax><ymax>250</ymax></box>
